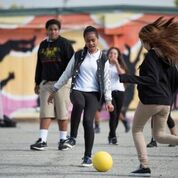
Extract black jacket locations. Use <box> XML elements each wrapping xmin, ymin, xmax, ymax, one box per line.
<box><xmin>35</xmin><ymin>36</ymin><xmax>74</xmax><ymax>85</ymax></box>
<box><xmin>120</xmin><ymin>49</ymin><xmax>178</xmax><ymax>105</ymax></box>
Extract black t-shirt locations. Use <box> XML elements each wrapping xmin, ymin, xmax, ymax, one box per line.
<box><xmin>35</xmin><ymin>36</ymin><xmax>74</xmax><ymax>85</ymax></box>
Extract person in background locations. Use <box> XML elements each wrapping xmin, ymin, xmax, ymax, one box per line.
<box><xmin>107</xmin><ymin>47</ymin><xmax>127</xmax><ymax>145</ymax></box>
<box><xmin>30</xmin><ymin>19</ymin><xmax>74</xmax><ymax>151</ymax></box>
<box><xmin>48</xmin><ymin>26</ymin><xmax>114</xmax><ymax>166</ymax></box>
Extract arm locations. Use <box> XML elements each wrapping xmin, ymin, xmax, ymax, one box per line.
<box><xmin>34</xmin><ymin>48</ymin><xmax>42</xmax><ymax>94</ymax></box>
<box><xmin>115</xmin><ymin>62</ymin><xmax>126</xmax><ymax>74</ymax></box>
<box><xmin>53</xmin><ymin>54</ymin><xmax>75</xmax><ymax>91</ymax></box>
<box><xmin>119</xmin><ymin>73</ymin><xmax>158</xmax><ymax>85</ymax></box>
<box><xmin>103</xmin><ymin>61</ymin><xmax>114</xmax><ymax>111</ymax></box>
<box><xmin>48</xmin><ymin>55</ymin><xmax>75</xmax><ymax>104</ymax></box>
<box><xmin>103</xmin><ymin>61</ymin><xmax>112</xmax><ymax>103</ymax></box>
<box><xmin>120</xmin><ymin>51</ymin><xmax>159</xmax><ymax>85</ymax></box>
<box><xmin>64</xmin><ymin>40</ymin><xmax>75</xmax><ymax>62</ymax></box>
<box><xmin>111</xmin><ymin>55</ymin><xmax>126</xmax><ymax>74</ymax></box>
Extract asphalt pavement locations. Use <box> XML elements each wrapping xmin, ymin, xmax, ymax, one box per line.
<box><xmin>0</xmin><ymin>116</ymin><xmax>178</xmax><ymax>178</ymax></box>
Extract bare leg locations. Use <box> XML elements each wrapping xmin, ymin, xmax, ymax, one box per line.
<box><xmin>40</xmin><ymin>118</ymin><xmax>52</xmax><ymax>129</ymax></box>
<box><xmin>58</xmin><ymin>119</ymin><xmax>68</xmax><ymax>131</ymax></box>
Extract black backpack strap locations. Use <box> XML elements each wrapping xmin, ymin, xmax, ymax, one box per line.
<box><xmin>74</xmin><ymin>47</ymin><xmax>87</xmax><ymax>68</ymax></box>
<box><xmin>71</xmin><ymin>47</ymin><xmax>88</xmax><ymax>89</ymax></box>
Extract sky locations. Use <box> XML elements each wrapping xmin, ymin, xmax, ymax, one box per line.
<box><xmin>1</xmin><ymin>0</ymin><xmax>176</xmax><ymax>9</ymax></box>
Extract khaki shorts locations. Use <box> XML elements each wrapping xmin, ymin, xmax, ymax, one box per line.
<box><xmin>39</xmin><ymin>80</ymin><xmax>70</xmax><ymax>120</ymax></box>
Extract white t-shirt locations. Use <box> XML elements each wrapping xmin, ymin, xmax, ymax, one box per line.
<box><xmin>110</xmin><ymin>64</ymin><xmax>125</xmax><ymax>92</ymax></box>
<box><xmin>74</xmin><ymin>50</ymin><xmax>101</xmax><ymax>92</ymax></box>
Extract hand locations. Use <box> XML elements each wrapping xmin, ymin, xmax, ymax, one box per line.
<box><xmin>47</xmin><ymin>92</ymin><xmax>55</xmax><ymax>104</ymax></box>
<box><xmin>105</xmin><ymin>103</ymin><xmax>114</xmax><ymax>112</ymax></box>
<box><xmin>34</xmin><ymin>85</ymin><xmax>40</xmax><ymax>94</ymax></box>
<box><xmin>113</xmin><ymin>58</ymin><xmax>119</xmax><ymax>65</ymax></box>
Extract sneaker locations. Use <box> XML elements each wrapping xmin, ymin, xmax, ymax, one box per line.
<box><xmin>147</xmin><ymin>139</ymin><xmax>157</xmax><ymax>148</ymax></box>
<box><xmin>94</xmin><ymin>126</ymin><xmax>100</xmax><ymax>133</ymax></box>
<box><xmin>81</xmin><ymin>156</ymin><xmax>92</xmax><ymax>167</ymax></box>
<box><xmin>130</xmin><ymin>164</ymin><xmax>151</xmax><ymax>177</ymax></box>
<box><xmin>0</xmin><ymin>116</ymin><xmax>16</xmax><ymax>128</ymax></box>
<box><xmin>63</xmin><ymin>137</ymin><xmax>76</xmax><ymax>148</ymax></box>
<box><xmin>30</xmin><ymin>138</ymin><xmax>47</xmax><ymax>151</ymax></box>
<box><xmin>168</xmin><ymin>144</ymin><xmax>176</xmax><ymax>147</ymax></box>
<box><xmin>108</xmin><ymin>136</ymin><xmax>118</xmax><ymax>145</ymax></box>
<box><xmin>123</xmin><ymin>119</ymin><xmax>130</xmax><ymax>133</ymax></box>
<box><xmin>58</xmin><ymin>139</ymin><xmax>69</xmax><ymax>151</ymax></box>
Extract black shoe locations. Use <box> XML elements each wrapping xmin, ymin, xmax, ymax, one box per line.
<box><xmin>58</xmin><ymin>139</ymin><xmax>70</xmax><ymax>151</ymax></box>
<box><xmin>94</xmin><ymin>126</ymin><xmax>100</xmax><ymax>133</ymax></box>
<box><xmin>122</xmin><ymin>119</ymin><xmax>130</xmax><ymax>133</ymax></box>
<box><xmin>81</xmin><ymin>156</ymin><xmax>92</xmax><ymax>167</ymax></box>
<box><xmin>30</xmin><ymin>138</ymin><xmax>47</xmax><ymax>151</ymax></box>
<box><xmin>130</xmin><ymin>164</ymin><xmax>151</xmax><ymax>177</ymax></box>
<box><xmin>0</xmin><ymin>116</ymin><xmax>16</xmax><ymax>127</ymax></box>
<box><xmin>147</xmin><ymin>139</ymin><xmax>157</xmax><ymax>148</ymax></box>
<box><xmin>0</xmin><ymin>119</ymin><xmax>5</xmax><ymax>127</ymax></box>
<box><xmin>63</xmin><ymin>137</ymin><xmax>76</xmax><ymax>148</ymax></box>
<box><xmin>108</xmin><ymin>136</ymin><xmax>118</xmax><ymax>145</ymax></box>
<box><xmin>168</xmin><ymin>144</ymin><xmax>176</xmax><ymax>147</ymax></box>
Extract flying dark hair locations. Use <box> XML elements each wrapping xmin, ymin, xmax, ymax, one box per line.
<box><xmin>83</xmin><ymin>26</ymin><xmax>99</xmax><ymax>38</ymax></box>
<box><xmin>139</xmin><ymin>16</ymin><xmax>178</xmax><ymax>64</ymax></box>
<box><xmin>45</xmin><ymin>19</ymin><xmax>61</xmax><ymax>30</ymax></box>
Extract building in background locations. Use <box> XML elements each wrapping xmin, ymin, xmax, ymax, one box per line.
<box><xmin>0</xmin><ymin>4</ymin><xmax>177</xmax><ymax>119</ymax></box>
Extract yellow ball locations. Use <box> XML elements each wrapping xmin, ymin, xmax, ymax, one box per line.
<box><xmin>92</xmin><ymin>151</ymin><xmax>113</xmax><ymax>172</ymax></box>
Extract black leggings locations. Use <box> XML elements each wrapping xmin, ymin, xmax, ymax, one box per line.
<box><xmin>109</xmin><ymin>90</ymin><xmax>125</xmax><ymax>138</ymax></box>
<box><xmin>70</xmin><ymin>90</ymin><xmax>99</xmax><ymax>157</ymax></box>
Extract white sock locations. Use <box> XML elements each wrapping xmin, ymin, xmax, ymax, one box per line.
<box><xmin>59</xmin><ymin>131</ymin><xmax>67</xmax><ymax>141</ymax></box>
<box><xmin>40</xmin><ymin>129</ymin><xmax>48</xmax><ymax>142</ymax></box>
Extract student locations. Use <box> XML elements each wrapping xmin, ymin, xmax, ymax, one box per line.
<box><xmin>119</xmin><ymin>17</ymin><xmax>178</xmax><ymax>176</ymax></box>
<box><xmin>48</xmin><ymin>26</ymin><xmax>114</xmax><ymax>166</ymax></box>
<box><xmin>30</xmin><ymin>19</ymin><xmax>74</xmax><ymax>151</ymax></box>
<box><xmin>107</xmin><ymin>47</ymin><xmax>127</xmax><ymax>145</ymax></box>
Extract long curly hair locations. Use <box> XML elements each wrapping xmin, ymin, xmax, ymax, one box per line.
<box><xmin>139</xmin><ymin>17</ymin><xmax>178</xmax><ymax>65</ymax></box>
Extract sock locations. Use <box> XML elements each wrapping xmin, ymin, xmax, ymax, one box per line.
<box><xmin>59</xmin><ymin>131</ymin><xmax>67</xmax><ymax>141</ymax></box>
<box><xmin>39</xmin><ymin>129</ymin><xmax>48</xmax><ymax>142</ymax></box>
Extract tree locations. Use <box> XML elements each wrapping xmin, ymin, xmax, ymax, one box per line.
<box><xmin>175</xmin><ymin>0</ymin><xmax>178</xmax><ymax>7</ymax></box>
